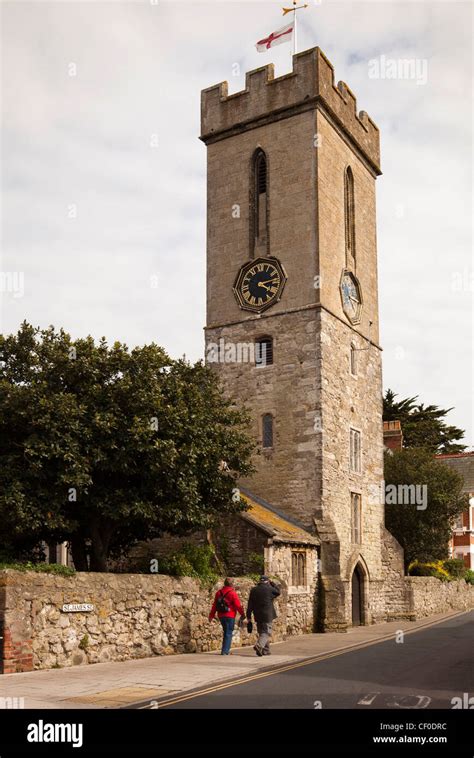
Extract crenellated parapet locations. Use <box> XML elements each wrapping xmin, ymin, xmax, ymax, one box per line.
<box><xmin>201</xmin><ymin>46</ymin><xmax>380</xmax><ymax>173</ymax></box>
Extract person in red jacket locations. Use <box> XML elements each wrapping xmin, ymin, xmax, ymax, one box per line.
<box><xmin>209</xmin><ymin>578</ymin><xmax>246</xmax><ymax>655</ymax></box>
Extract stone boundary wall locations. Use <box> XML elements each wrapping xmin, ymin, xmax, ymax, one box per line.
<box><xmin>0</xmin><ymin>571</ymin><xmax>294</xmax><ymax>673</ymax></box>
<box><xmin>406</xmin><ymin>577</ymin><xmax>474</xmax><ymax>620</ymax></box>
<box><xmin>378</xmin><ymin>527</ymin><xmax>412</xmax><ymax>621</ymax></box>
<box><xmin>2</xmin><ymin>569</ymin><xmax>472</xmax><ymax>673</ymax></box>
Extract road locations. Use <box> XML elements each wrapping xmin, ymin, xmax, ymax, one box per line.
<box><xmin>157</xmin><ymin>611</ymin><xmax>474</xmax><ymax>709</ymax></box>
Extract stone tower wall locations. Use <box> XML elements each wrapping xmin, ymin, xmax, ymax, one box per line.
<box><xmin>202</xmin><ymin>47</ymin><xmax>390</xmax><ymax>628</ymax></box>
<box><xmin>206</xmin><ymin>308</ymin><xmax>321</xmax><ymax>530</ymax></box>
<box><xmin>204</xmin><ymin>108</ymin><xmax>317</xmax><ymax>329</ymax></box>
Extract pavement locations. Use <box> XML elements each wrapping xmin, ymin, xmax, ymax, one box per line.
<box><xmin>0</xmin><ymin>609</ymin><xmax>469</xmax><ymax>709</ymax></box>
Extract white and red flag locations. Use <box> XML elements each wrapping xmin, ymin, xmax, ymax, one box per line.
<box><xmin>255</xmin><ymin>22</ymin><xmax>294</xmax><ymax>52</ymax></box>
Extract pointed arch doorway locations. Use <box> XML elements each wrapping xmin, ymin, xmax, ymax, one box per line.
<box><xmin>351</xmin><ymin>564</ymin><xmax>364</xmax><ymax>626</ymax></box>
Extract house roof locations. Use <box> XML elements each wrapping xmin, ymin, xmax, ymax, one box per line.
<box><xmin>435</xmin><ymin>452</ymin><xmax>474</xmax><ymax>494</ymax></box>
<box><xmin>239</xmin><ymin>489</ymin><xmax>319</xmax><ymax>546</ymax></box>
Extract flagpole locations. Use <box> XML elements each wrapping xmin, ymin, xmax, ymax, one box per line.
<box><xmin>293</xmin><ymin>6</ymin><xmax>297</xmax><ymax>56</ymax></box>
<box><xmin>281</xmin><ymin>3</ymin><xmax>308</xmax><ymax>59</ymax></box>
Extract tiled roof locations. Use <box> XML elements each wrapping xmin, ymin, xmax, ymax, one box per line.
<box><xmin>239</xmin><ymin>489</ymin><xmax>319</xmax><ymax>546</ymax></box>
<box><xmin>435</xmin><ymin>452</ymin><xmax>474</xmax><ymax>494</ymax></box>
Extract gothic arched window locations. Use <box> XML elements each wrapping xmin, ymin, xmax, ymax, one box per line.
<box><xmin>291</xmin><ymin>551</ymin><xmax>306</xmax><ymax>586</ymax></box>
<box><xmin>262</xmin><ymin>413</ymin><xmax>273</xmax><ymax>449</ymax></box>
<box><xmin>251</xmin><ymin>149</ymin><xmax>268</xmax><ymax>256</ymax></box>
<box><xmin>344</xmin><ymin>166</ymin><xmax>356</xmax><ymax>268</ymax></box>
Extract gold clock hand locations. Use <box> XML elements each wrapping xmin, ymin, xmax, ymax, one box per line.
<box><xmin>257</xmin><ymin>279</ymin><xmax>278</xmax><ymax>290</ymax></box>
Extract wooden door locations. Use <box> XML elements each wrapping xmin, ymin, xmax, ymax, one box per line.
<box><xmin>351</xmin><ymin>566</ymin><xmax>362</xmax><ymax>626</ymax></box>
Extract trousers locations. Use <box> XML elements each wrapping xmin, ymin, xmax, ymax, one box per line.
<box><xmin>219</xmin><ymin>616</ymin><xmax>235</xmax><ymax>655</ymax></box>
<box><xmin>256</xmin><ymin>621</ymin><xmax>273</xmax><ymax>653</ymax></box>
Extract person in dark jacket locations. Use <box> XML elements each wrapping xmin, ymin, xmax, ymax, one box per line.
<box><xmin>246</xmin><ymin>575</ymin><xmax>281</xmax><ymax>656</ymax></box>
<box><xmin>209</xmin><ymin>578</ymin><xmax>246</xmax><ymax>655</ymax></box>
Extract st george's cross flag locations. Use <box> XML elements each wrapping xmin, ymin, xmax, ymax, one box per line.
<box><xmin>255</xmin><ymin>22</ymin><xmax>294</xmax><ymax>52</ymax></box>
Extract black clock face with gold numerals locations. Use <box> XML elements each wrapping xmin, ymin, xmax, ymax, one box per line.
<box><xmin>233</xmin><ymin>257</ymin><xmax>287</xmax><ymax>313</ymax></box>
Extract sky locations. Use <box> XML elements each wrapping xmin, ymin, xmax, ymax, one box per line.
<box><xmin>1</xmin><ymin>0</ymin><xmax>472</xmax><ymax>446</ymax></box>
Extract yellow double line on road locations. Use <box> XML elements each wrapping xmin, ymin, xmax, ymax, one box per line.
<box><xmin>138</xmin><ymin>610</ymin><xmax>470</xmax><ymax>709</ymax></box>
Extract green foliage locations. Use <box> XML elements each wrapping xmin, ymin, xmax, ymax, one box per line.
<box><xmin>383</xmin><ymin>389</ymin><xmax>466</xmax><ymax>453</ymax></box>
<box><xmin>0</xmin><ymin>542</ymin><xmax>46</xmax><ymax>565</ymax></box>
<box><xmin>247</xmin><ymin>551</ymin><xmax>265</xmax><ymax>571</ymax></box>
<box><xmin>464</xmin><ymin>570</ymin><xmax>474</xmax><ymax>586</ymax></box>
<box><xmin>384</xmin><ymin>448</ymin><xmax>467</xmax><ymax>569</ymax></box>
<box><xmin>159</xmin><ymin>544</ymin><xmax>219</xmax><ymax>584</ymax></box>
<box><xmin>408</xmin><ymin>559</ymin><xmax>468</xmax><ymax>582</ymax></box>
<box><xmin>408</xmin><ymin>560</ymin><xmax>451</xmax><ymax>581</ymax></box>
<box><xmin>159</xmin><ymin>553</ymin><xmax>195</xmax><ymax>578</ymax></box>
<box><xmin>0</xmin><ymin>562</ymin><xmax>75</xmax><ymax>576</ymax></box>
<box><xmin>0</xmin><ymin>323</ymin><xmax>254</xmax><ymax>571</ymax></box>
<box><xmin>78</xmin><ymin>634</ymin><xmax>89</xmax><ymax>650</ymax></box>
<box><xmin>442</xmin><ymin>558</ymin><xmax>467</xmax><ymax>579</ymax></box>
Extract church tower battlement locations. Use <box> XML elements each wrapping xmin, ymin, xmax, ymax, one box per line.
<box><xmin>201</xmin><ymin>47</ymin><xmax>381</xmax><ymax>175</ymax></box>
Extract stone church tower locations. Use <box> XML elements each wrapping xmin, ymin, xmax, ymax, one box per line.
<box><xmin>201</xmin><ymin>48</ymin><xmax>389</xmax><ymax>630</ymax></box>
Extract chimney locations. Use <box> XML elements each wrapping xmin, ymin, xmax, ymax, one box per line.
<box><xmin>383</xmin><ymin>420</ymin><xmax>403</xmax><ymax>451</ymax></box>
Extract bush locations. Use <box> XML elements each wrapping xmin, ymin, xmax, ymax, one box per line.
<box><xmin>159</xmin><ymin>544</ymin><xmax>219</xmax><ymax>584</ymax></box>
<box><xmin>159</xmin><ymin>553</ymin><xmax>196</xmax><ymax>578</ymax></box>
<box><xmin>441</xmin><ymin>558</ymin><xmax>466</xmax><ymax>579</ymax></box>
<box><xmin>408</xmin><ymin>559</ymin><xmax>471</xmax><ymax>582</ymax></box>
<box><xmin>247</xmin><ymin>552</ymin><xmax>265</xmax><ymax>572</ymax></box>
<box><xmin>0</xmin><ymin>561</ymin><xmax>75</xmax><ymax>576</ymax></box>
<box><xmin>464</xmin><ymin>569</ymin><xmax>474</xmax><ymax>585</ymax></box>
<box><xmin>408</xmin><ymin>560</ymin><xmax>450</xmax><ymax>581</ymax></box>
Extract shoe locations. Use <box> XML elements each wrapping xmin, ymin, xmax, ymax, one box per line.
<box><xmin>262</xmin><ymin>650</ymin><xmax>271</xmax><ymax>655</ymax></box>
<box><xmin>254</xmin><ymin>644</ymin><xmax>263</xmax><ymax>657</ymax></box>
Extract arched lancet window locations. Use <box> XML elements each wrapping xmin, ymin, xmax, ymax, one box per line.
<box><xmin>255</xmin><ymin>336</ymin><xmax>273</xmax><ymax>367</ymax></box>
<box><xmin>262</xmin><ymin>413</ymin><xmax>273</xmax><ymax>449</ymax></box>
<box><xmin>351</xmin><ymin>493</ymin><xmax>362</xmax><ymax>544</ymax></box>
<box><xmin>291</xmin><ymin>551</ymin><xmax>306</xmax><ymax>586</ymax></box>
<box><xmin>344</xmin><ymin>166</ymin><xmax>356</xmax><ymax>268</ymax></box>
<box><xmin>251</xmin><ymin>149</ymin><xmax>268</xmax><ymax>257</ymax></box>
<box><xmin>350</xmin><ymin>342</ymin><xmax>357</xmax><ymax>376</ymax></box>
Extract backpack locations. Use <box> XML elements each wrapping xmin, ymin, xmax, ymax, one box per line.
<box><xmin>216</xmin><ymin>588</ymin><xmax>231</xmax><ymax>614</ymax></box>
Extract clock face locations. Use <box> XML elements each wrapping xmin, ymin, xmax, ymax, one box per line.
<box><xmin>340</xmin><ymin>270</ymin><xmax>362</xmax><ymax>324</ymax></box>
<box><xmin>234</xmin><ymin>257</ymin><xmax>287</xmax><ymax>313</ymax></box>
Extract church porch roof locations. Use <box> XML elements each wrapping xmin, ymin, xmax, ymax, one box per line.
<box><xmin>239</xmin><ymin>489</ymin><xmax>319</xmax><ymax>546</ymax></box>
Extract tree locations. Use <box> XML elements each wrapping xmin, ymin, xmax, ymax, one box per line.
<box><xmin>384</xmin><ymin>448</ymin><xmax>467</xmax><ymax>569</ymax></box>
<box><xmin>0</xmin><ymin>322</ymin><xmax>254</xmax><ymax>571</ymax></box>
<box><xmin>383</xmin><ymin>389</ymin><xmax>466</xmax><ymax>453</ymax></box>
